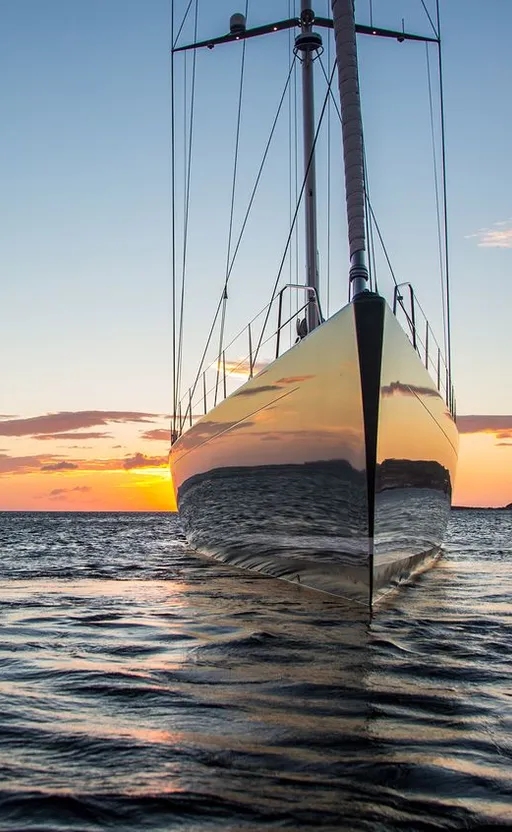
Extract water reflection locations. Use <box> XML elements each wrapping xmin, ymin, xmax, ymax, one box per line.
<box><xmin>1</xmin><ymin>512</ymin><xmax>511</xmax><ymax>829</ymax></box>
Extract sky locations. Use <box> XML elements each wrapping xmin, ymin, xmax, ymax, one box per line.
<box><xmin>0</xmin><ymin>0</ymin><xmax>511</xmax><ymax>511</ymax></box>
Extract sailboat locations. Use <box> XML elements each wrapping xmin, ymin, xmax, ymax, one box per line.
<box><xmin>169</xmin><ymin>0</ymin><xmax>458</xmax><ymax>609</ymax></box>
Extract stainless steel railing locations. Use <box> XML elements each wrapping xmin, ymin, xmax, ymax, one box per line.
<box><xmin>172</xmin><ymin>285</ymin><xmax>322</xmax><ymax>441</ymax></box>
<box><xmin>171</xmin><ymin>282</ymin><xmax>455</xmax><ymax>445</ymax></box>
<box><xmin>393</xmin><ymin>282</ymin><xmax>455</xmax><ymax>418</ymax></box>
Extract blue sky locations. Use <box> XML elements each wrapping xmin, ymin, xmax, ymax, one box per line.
<box><xmin>0</xmin><ymin>1</ymin><xmax>511</xmax><ymax>442</ymax></box>
<box><xmin>1</xmin><ymin>0</ymin><xmax>173</xmax><ymax>416</ymax></box>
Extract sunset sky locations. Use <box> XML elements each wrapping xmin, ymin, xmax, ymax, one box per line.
<box><xmin>0</xmin><ymin>0</ymin><xmax>511</xmax><ymax>511</ymax></box>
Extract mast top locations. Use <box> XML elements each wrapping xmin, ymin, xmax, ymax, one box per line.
<box><xmin>229</xmin><ymin>14</ymin><xmax>246</xmax><ymax>36</ymax></box>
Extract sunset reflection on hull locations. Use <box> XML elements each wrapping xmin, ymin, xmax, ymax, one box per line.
<box><xmin>170</xmin><ymin>296</ymin><xmax>458</xmax><ymax>608</ymax></box>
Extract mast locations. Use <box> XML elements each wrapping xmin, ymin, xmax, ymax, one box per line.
<box><xmin>330</xmin><ymin>0</ymin><xmax>369</xmax><ymax>297</ymax></box>
<box><xmin>296</xmin><ymin>2</ymin><xmax>323</xmax><ymax>331</ymax></box>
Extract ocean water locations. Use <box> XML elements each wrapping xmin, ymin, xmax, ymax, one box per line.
<box><xmin>0</xmin><ymin>511</ymin><xmax>510</xmax><ymax>831</ymax></box>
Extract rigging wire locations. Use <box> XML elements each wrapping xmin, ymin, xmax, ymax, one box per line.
<box><xmin>419</xmin><ymin>0</ymin><xmax>439</xmax><ymax>39</ymax></box>
<box><xmin>288</xmin><ymin>0</ymin><xmax>293</xmax><ymax>346</ymax></box>
<box><xmin>184</xmin><ymin>58</ymin><xmax>298</xmax><ymax>416</ymax></box>
<box><xmin>172</xmin><ymin>0</ymin><xmax>194</xmax><ymax>49</ymax></box>
<box><xmin>214</xmin><ymin>0</ymin><xmax>249</xmax><ymax>406</ymax></box>
<box><xmin>326</xmin><ymin>0</ymin><xmax>332</xmax><ymax>314</ymax></box>
<box><xmin>288</xmin><ymin>0</ymin><xmax>300</xmax><ymax>346</ymax></box>
<box><xmin>367</xmin><ymin>191</ymin><xmax>378</xmax><ymax>292</ymax></box>
<box><xmin>318</xmin><ymin>56</ymin><xmax>341</xmax><ymax>121</ymax></box>
<box><xmin>366</xmin><ymin>200</ymin><xmax>398</xmax><ymax>287</ymax></box>
<box><xmin>436</xmin><ymin>0</ymin><xmax>453</xmax><ymax>398</ymax></box>
<box><xmin>426</xmin><ymin>41</ymin><xmax>447</xmax><ymax>361</ymax></box>
<box><xmin>253</xmin><ymin>61</ymin><xmax>337</xmax><ymax>366</ymax></box>
<box><xmin>293</xmin><ymin>4</ymin><xmax>300</xmax><ymax>334</ymax></box>
<box><xmin>226</xmin><ymin>60</ymin><xmax>297</xmax><ymax>287</ymax></box>
<box><xmin>363</xmin><ymin>144</ymin><xmax>375</xmax><ymax>294</ymax></box>
<box><xmin>175</xmin><ymin>0</ymin><xmax>198</xmax><ymax>404</ymax></box>
<box><xmin>183</xmin><ymin>54</ymin><xmax>187</xmax><ymax>220</ymax></box>
<box><xmin>365</xmin><ymin>149</ymin><xmax>378</xmax><ymax>295</ymax></box>
<box><xmin>363</xmin><ymin>212</ymin><xmax>371</xmax><ymax>294</ymax></box>
<box><xmin>287</xmin><ymin>0</ymin><xmax>298</xmax><ymax>346</ymax></box>
<box><xmin>170</xmin><ymin>1</ymin><xmax>177</xmax><ymax>435</ymax></box>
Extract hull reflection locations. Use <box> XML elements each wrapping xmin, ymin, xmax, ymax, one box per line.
<box><xmin>170</xmin><ymin>297</ymin><xmax>458</xmax><ymax>608</ymax></box>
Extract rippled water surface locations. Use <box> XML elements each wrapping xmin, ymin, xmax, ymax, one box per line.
<box><xmin>0</xmin><ymin>511</ymin><xmax>511</xmax><ymax>831</ymax></box>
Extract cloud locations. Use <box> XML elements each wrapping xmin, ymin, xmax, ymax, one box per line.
<box><xmin>123</xmin><ymin>453</ymin><xmax>168</xmax><ymax>470</ymax></box>
<box><xmin>50</xmin><ymin>486</ymin><xmax>91</xmax><ymax>497</ymax></box>
<box><xmin>0</xmin><ymin>454</ymin><xmax>53</xmax><ymax>475</ymax></box>
<box><xmin>0</xmin><ymin>449</ymin><xmax>169</xmax><ymax>477</ymax></box>
<box><xmin>466</xmin><ymin>220</ymin><xmax>512</xmax><ymax>248</ymax></box>
<box><xmin>0</xmin><ymin>411</ymin><xmax>159</xmax><ymax>437</ymax></box>
<box><xmin>32</xmin><ymin>432</ymin><xmax>113</xmax><ymax>441</ymax></box>
<box><xmin>41</xmin><ymin>461</ymin><xmax>79</xmax><ymax>472</ymax></box>
<box><xmin>141</xmin><ymin>429</ymin><xmax>170</xmax><ymax>441</ymax></box>
<box><xmin>457</xmin><ymin>415</ymin><xmax>512</xmax><ymax>435</ymax></box>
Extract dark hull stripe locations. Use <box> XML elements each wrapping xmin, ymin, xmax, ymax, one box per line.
<box><xmin>354</xmin><ymin>294</ymin><xmax>385</xmax><ymax>610</ymax></box>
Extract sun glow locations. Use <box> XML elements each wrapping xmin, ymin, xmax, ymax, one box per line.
<box><xmin>126</xmin><ymin>467</ymin><xmax>170</xmax><ymax>479</ymax></box>
<box><xmin>453</xmin><ymin>432</ymin><xmax>512</xmax><ymax>507</ymax></box>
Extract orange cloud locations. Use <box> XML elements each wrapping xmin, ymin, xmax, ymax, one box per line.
<box><xmin>457</xmin><ymin>415</ymin><xmax>512</xmax><ymax>435</ymax></box>
<box><xmin>41</xmin><ymin>461</ymin><xmax>79</xmax><ymax>472</ymax></box>
<box><xmin>0</xmin><ymin>453</ymin><xmax>57</xmax><ymax>474</ymax></box>
<box><xmin>140</xmin><ymin>429</ymin><xmax>170</xmax><ymax>441</ymax></box>
<box><xmin>32</xmin><ymin>431</ymin><xmax>113</xmax><ymax>441</ymax></box>
<box><xmin>49</xmin><ymin>486</ymin><xmax>91</xmax><ymax>499</ymax></box>
<box><xmin>123</xmin><ymin>453</ymin><xmax>168</xmax><ymax>470</ymax></box>
<box><xmin>0</xmin><ymin>410</ymin><xmax>159</xmax><ymax>437</ymax></box>
<box><xmin>0</xmin><ymin>450</ymin><xmax>169</xmax><ymax>476</ymax></box>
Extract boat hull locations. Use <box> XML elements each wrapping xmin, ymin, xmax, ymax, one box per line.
<box><xmin>170</xmin><ymin>296</ymin><xmax>458</xmax><ymax>607</ymax></box>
